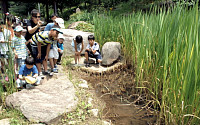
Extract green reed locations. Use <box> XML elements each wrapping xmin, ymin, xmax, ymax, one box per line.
<box><xmin>93</xmin><ymin>4</ymin><xmax>200</xmax><ymax>124</ymax></box>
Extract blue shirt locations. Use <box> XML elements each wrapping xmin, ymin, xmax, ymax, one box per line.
<box><xmin>19</xmin><ymin>64</ymin><xmax>38</xmax><ymax>76</ymax></box>
<box><xmin>44</xmin><ymin>23</ymin><xmax>55</xmax><ymax>31</ymax></box>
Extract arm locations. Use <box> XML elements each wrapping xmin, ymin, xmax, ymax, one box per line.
<box><xmin>74</xmin><ymin>40</ymin><xmax>78</xmax><ymax>52</ymax></box>
<box><xmin>37</xmin><ymin>42</ymin><xmax>42</xmax><ymax>59</ymax></box>
<box><xmin>19</xmin><ymin>75</ymin><xmax>25</xmax><ymax>80</ymax></box>
<box><xmin>27</xmin><ymin>20</ymin><xmax>42</xmax><ymax>34</ymax></box>
<box><xmin>80</xmin><ymin>41</ymin><xmax>84</xmax><ymax>53</ymax></box>
<box><xmin>45</xmin><ymin>43</ymin><xmax>51</xmax><ymax>61</ymax></box>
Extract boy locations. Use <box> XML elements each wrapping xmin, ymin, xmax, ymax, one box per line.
<box><xmin>85</xmin><ymin>35</ymin><xmax>102</xmax><ymax>67</ymax></box>
<box><xmin>16</xmin><ymin>56</ymin><xmax>40</xmax><ymax>89</ymax></box>
<box><xmin>71</xmin><ymin>35</ymin><xmax>84</xmax><ymax>65</ymax></box>
<box><xmin>30</xmin><ymin>25</ymin><xmax>62</xmax><ymax>76</ymax></box>
<box><xmin>57</xmin><ymin>34</ymin><xmax>64</xmax><ymax>65</ymax></box>
<box><xmin>12</xmin><ymin>26</ymin><xmax>27</xmax><ymax>73</ymax></box>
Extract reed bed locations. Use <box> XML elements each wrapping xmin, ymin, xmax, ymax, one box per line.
<box><xmin>93</xmin><ymin>5</ymin><xmax>200</xmax><ymax>124</ymax></box>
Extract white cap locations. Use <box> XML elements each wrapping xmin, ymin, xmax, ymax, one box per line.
<box><xmin>55</xmin><ymin>18</ymin><xmax>65</xmax><ymax>29</ymax></box>
<box><xmin>15</xmin><ymin>26</ymin><xmax>23</xmax><ymax>32</ymax></box>
<box><xmin>58</xmin><ymin>33</ymin><xmax>65</xmax><ymax>39</ymax></box>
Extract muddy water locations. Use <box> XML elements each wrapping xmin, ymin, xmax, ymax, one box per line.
<box><xmin>79</xmin><ymin>67</ymin><xmax>157</xmax><ymax>125</ymax></box>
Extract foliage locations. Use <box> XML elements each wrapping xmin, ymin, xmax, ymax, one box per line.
<box><xmin>75</xmin><ymin>23</ymin><xmax>94</xmax><ymax>32</ymax></box>
<box><xmin>93</xmin><ymin>3</ymin><xmax>200</xmax><ymax>124</ymax></box>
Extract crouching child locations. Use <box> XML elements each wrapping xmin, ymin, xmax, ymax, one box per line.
<box><xmin>85</xmin><ymin>35</ymin><xmax>102</xmax><ymax>67</ymax></box>
<box><xmin>16</xmin><ymin>56</ymin><xmax>41</xmax><ymax>89</ymax></box>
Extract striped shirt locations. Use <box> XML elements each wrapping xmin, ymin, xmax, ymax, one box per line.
<box><xmin>31</xmin><ymin>31</ymin><xmax>53</xmax><ymax>46</ymax></box>
<box><xmin>12</xmin><ymin>35</ymin><xmax>27</xmax><ymax>59</ymax></box>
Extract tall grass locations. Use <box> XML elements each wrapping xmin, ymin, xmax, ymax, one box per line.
<box><xmin>93</xmin><ymin>4</ymin><xmax>200</xmax><ymax>124</ymax></box>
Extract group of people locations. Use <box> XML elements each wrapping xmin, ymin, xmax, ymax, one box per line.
<box><xmin>0</xmin><ymin>9</ymin><xmax>65</xmax><ymax>89</ymax></box>
<box><xmin>0</xmin><ymin>9</ymin><xmax>102</xmax><ymax>89</ymax></box>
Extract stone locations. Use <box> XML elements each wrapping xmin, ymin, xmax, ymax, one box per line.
<box><xmin>78</xmin><ymin>83</ymin><xmax>88</xmax><ymax>88</ymax></box>
<box><xmin>61</xmin><ymin>29</ymin><xmax>93</xmax><ymax>56</ymax></box>
<box><xmin>101</xmin><ymin>42</ymin><xmax>121</xmax><ymax>66</ymax></box>
<box><xmin>102</xmin><ymin>120</ymin><xmax>112</xmax><ymax>125</ymax></box>
<box><xmin>5</xmin><ymin>76</ymin><xmax>77</xmax><ymax>124</ymax></box>
<box><xmin>90</xmin><ymin>109</ymin><xmax>98</xmax><ymax>117</ymax></box>
<box><xmin>76</xmin><ymin>8</ymin><xmax>81</xmax><ymax>13</ymax></box>
<box><xmin>0</xmin><ymin>118</ymin><xmax>10</xmax><ymax>125</ymax></box>
<box><xmin>67</xmin><ymin>21</ymin><xmax>87</xmax><ymax>29</ymax></box>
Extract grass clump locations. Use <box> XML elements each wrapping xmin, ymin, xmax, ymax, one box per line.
<box><xmin>75</xmin><ymin>23</ymin><xmax>94</xmax><ymax>32</ymax></box>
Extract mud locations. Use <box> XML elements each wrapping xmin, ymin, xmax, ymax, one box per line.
<box><xmin>74</xmin><ymin>65</ymin><xmax>157</xmax><ymax>125</ymax></box>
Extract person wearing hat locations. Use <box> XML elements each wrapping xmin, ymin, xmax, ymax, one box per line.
<box><xmin>57</xmin><ymin>34</ymin><xmax>65</xmax><ymax>65</ymax></box>
<box><xmin>12</xmin><ymin>26</ymin><xmax>27</xmax><ymax>73</ymax></box>
<box><xmin>44</xmin><ymin>17</ymin><xmax>65</xmax><ymax>74</ymax></box>
<box><xmin>30</xmin><ymin>25</ymin><xmax>62</xmax><ymax>77</ymax></box>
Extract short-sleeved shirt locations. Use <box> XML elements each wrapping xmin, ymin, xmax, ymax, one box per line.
<box><xmin>31</xmin><ymin>31</ymin><xmax>53</xmax><ymax>46</ymax></box>
<box><xmin>19</xmin><ymin>64</ymin><xmax>38</xmax><ymax>76</ymax></box>
<box><xmin>25</xmin><ymin>19</ymin><xmax>40</xmax><ymax>41</ymax></box>
<box><xmin>44</xmin><ymin>23</ymin><xmax>54</xmax><ymax>31</ymax></box>
<box><xmin>86</xmin><ymin>41</ymin><xmax>100</xmax><ymax>55</ymax></box>
<box><xmin>12</xmin><ymin>35</ymin><xmax>27</xmax><ymax>59</ymax></box>
<box><xmin>0</xmin><ymin>29</ymin><xmax>11</xmax><ymax>54</ymax></box>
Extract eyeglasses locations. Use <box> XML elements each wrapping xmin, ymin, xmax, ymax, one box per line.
<box><xmin>33</xmin><ymin>16</ymin><xmax>41</xmax><ymax>18</ymax></box>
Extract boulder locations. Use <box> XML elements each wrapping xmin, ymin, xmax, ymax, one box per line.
<box><xmin>61</xmin><ymin>29</ymin><xmax>93</xmax><ymax>56</ymax></box>
<box><xmin>5</xmin><ymin>76</ymin><xmax>77</xmax><ymax>124</ymax></box>
<box><xmin>101</xmin><ymin>42</ymin><xmax>121</xmax><ymax>66</ymax></box>
<box><xmin>67</xmin><ymin>21</ymin><xmax>87</xmax><ymax>29</ymax></box>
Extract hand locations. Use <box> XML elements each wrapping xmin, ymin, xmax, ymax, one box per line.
<box><xmin>37</xmin><ymin>20</ymin><xmax>43</xmax><ymax>27</ymax></box>
<box><xmin>75</xmin><ymin>52</ymin><xmax>80</xmax><ymax>56</ymax></box>
<box><xmin>44</xmin><ymin>55</ymin><xmax>48</xmax><ymax>61</ymax></box>
<box><xmin>37</xmin><ymin>53</ymin><xmax>41</xmax><ymax>59</ymax></box>
<box><xmin>58</xmin><ymin>48</ymin><xmax>61</xmax><ymax>52</ymax></box>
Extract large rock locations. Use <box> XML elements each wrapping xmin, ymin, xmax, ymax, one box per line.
<box><xmin>61</xmin><ymin>29</ymin><xmax>93</xmax><ymax>56</ymax></box>
<box><xmin>5</xmin><ymin>76</ymin><xmax>77</xmax><ymax>124</ymax></box>
<box><xmin>101</xmin><ymin>42</ymin><xmax>121</xmax><ymax>66</ymax></box>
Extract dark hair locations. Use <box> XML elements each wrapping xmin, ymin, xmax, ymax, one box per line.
<box><xmin>31</xmin><ymin>9</ymin><xmax>40</xmax><ymax>17</ymax></box>
<box><xmin>88</xmin><ymin>35</ymin><xmax>95</xmax><ymax>40</ymax></box>
<box><xmin>51</xmin><ymin>13</ymin><xmax>58</xmax><ymax>18</ymax></box>
<box><xmin>75</xmin><ymin>35</ymin><xmax>83</xmax><ymax>43</ymax></box>
<box><xmin>6</xmin><ymin>14</ymin><xmax>15</xmax><ymax>23</ymax></box>
<box><xmin>25</xmin><ymin>56</ymin><xmax>35</xmax><ymax>65</ymax></box>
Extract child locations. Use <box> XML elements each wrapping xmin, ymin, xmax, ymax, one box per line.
<box><xmin>30</xmin><ymin>25</ymin><xmax>62</xmax><ymax>76</ymax></box>
<box><xmin>85</xmin><ymin>35</ymin><xmax>102</xmax><ymax>67</ymax></box>
<box><xmin>57</xmin><ymin>34</ymin><xmax>64</xmax><ymax>65</ymax></box>
<box><xmin>71</xmin><ymin>35</ymin><xmax>84</xmax><ymax>65</ymax></box>
<box><xmin>12</xmin><ymin>26</ymin><xmax>27</xmax><ymax>73</ymax></box>
<box><xmin>0</xmin><ymin>23</ymin><xmax>11</xmax><ymax>73</ymax></box>
<box><xmin>16</xmin><ymin>56</ymin><xmax>40</xmax><ymax>89</ymax></box>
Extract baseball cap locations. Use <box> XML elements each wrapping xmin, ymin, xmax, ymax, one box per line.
<box><xmin>55</xmin><ymin>18</ymin><xmax>65</xmax><ymax>29</ymax></box>
<box><xmin>52</xmin><ymin>28</ymin><xmax>63</xmax><ymax>34</ymax></box>
<box><xmin>58</xmin><ymin>33</ymin><xmax>65</xmax><ymax>39</ymax></box>
<box><xmin>15</xmin><ymin>26</ymin><xmax>23</xmax><ymax>32</ymax></box>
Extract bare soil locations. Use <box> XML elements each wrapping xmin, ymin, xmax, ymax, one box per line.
<box><xmin>71</xmin><ymin>64</ymin><xmax>157</xmax><ymax>125</ymax></box>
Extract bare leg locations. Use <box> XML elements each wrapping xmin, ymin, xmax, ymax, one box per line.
<box><xmin>43</xmin><ymin>60</ymin><xmax>48</xmax><ymax>72</ymax></box>
<box><xmin>85</xmin><ymin>52</ymin><xmax>88</xmax><ymax>63</ymax></box>
<box><xmin>53</xmin><ymin>59</ymin><xmax>57</xmax><ymax>66</ymax></box>
<box><xmin>75</xmin><ymin>54</ymin><xmax>77</xmax><ymax>64</ymax></box>
<box><xmin>36</xmin><ymin>63</ymin><xmax>41</xmax><ymax>73</ymax></box>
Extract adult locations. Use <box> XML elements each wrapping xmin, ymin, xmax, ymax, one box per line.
<box><xmin>25</xmin><ymin>9</ymin><xmax>43</xmax><ymax>56</ymax></box>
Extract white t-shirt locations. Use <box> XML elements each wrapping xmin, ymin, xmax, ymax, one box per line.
<box><xmin>86</xmin><ymin>41</ymin><xmax>100</xmax><ymax>55</ymax></box>
<box><xmin>0</xmin><ymin>29</ymin><xmax>11</xmax><ymax>54</ymax></box>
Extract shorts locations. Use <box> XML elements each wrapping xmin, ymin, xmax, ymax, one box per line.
<box><xmin>31</xmin><ymin>45</ymin><xmax>47</xmax><ymax>63</ymax></box>
<box><xmin>48</xmin><ymin>47</ymin><xmax>59</xmax><ymax>59</ymax></box>
<box><xmin>72</xmin><ymin>46</ymin><xmax>82</xmax><ymax>52</ymax></box>
<box><xmin>86</xmin><ymin>50</ymin><xmax>102</xmax><ymax>61</ymax></box>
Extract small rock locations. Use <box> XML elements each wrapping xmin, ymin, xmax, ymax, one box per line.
<box><xmin>102</xmin><ymin>120</ymin><xmax>112</xmax><ymax>125</ymax></box>
<box><xmin>68</xmin><ymin>121</ymin><xmax>77</xmax><ymax>124</ymax></box>
<box><xmin>90</xmin><ymin>109</ymin><xmax>98</xmax><ymax>117</ymax></box>
<box><xmin>0</xmin><ymin>118</ymin><xmax>10</xmax><ymax>125</ymax></box>
<box><xmin>78</xmin><ymin>83</ymin><xmax>88</xmax><ymax>88</ymax></box>
<box><xmin>88</xmin><ymin>97</ymin><xmax>93</xmax><ymax>105</ymax></box>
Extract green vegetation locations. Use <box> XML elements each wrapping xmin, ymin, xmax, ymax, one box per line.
<box><xmin>92</xmin><ymin>4</ymin><xmax>200</xmax><ymax>124</ymax></box>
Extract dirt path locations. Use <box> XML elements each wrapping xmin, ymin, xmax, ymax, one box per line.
<box><xmin>70</xmin><ymin>63</ymin><xmax>157</xmax><ymax>125</ymax></box>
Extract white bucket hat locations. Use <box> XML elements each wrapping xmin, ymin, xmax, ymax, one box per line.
<box><xmin>15</xmin><ymin>26</ymin><xmax>23</xmax><ymax>32</ymax></box>
<box><xmin>55</xmin><ymin>18</ymin><xmax>65</xmax><ymax>29</ymax></box>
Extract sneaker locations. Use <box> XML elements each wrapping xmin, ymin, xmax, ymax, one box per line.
<box><xmin>85</xmin><ymin>63</ymin><xmax>91</xmax><ymax>68</ymax></box>
<box><xmin>54</xmin><ymin>65</ymin><xmax>58</xmax><ymax>69</ymax></box>
<box><xmin>43</xmin><ymin>71</ymin><xmax>49</xmax><ymax>75</ymax></box>
<box><xmin>57</xmin><ymin>62</ymin><xmax>61</xmax><ymax>65</ymax></box>
<box><xmin>49</xmin><ymin>71</ymin><xmax>54</xmax><ymax>76</ymax></box>
<box><xmin>52</xmin><ymin>68</ymin><xmax>58</xmax><ymax>73</ymax></box>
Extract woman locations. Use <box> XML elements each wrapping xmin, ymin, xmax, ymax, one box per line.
<box><xmin>25</xmin><ymin>9</ymin><xmax>43</xmax><ymax>56</ymax></box>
